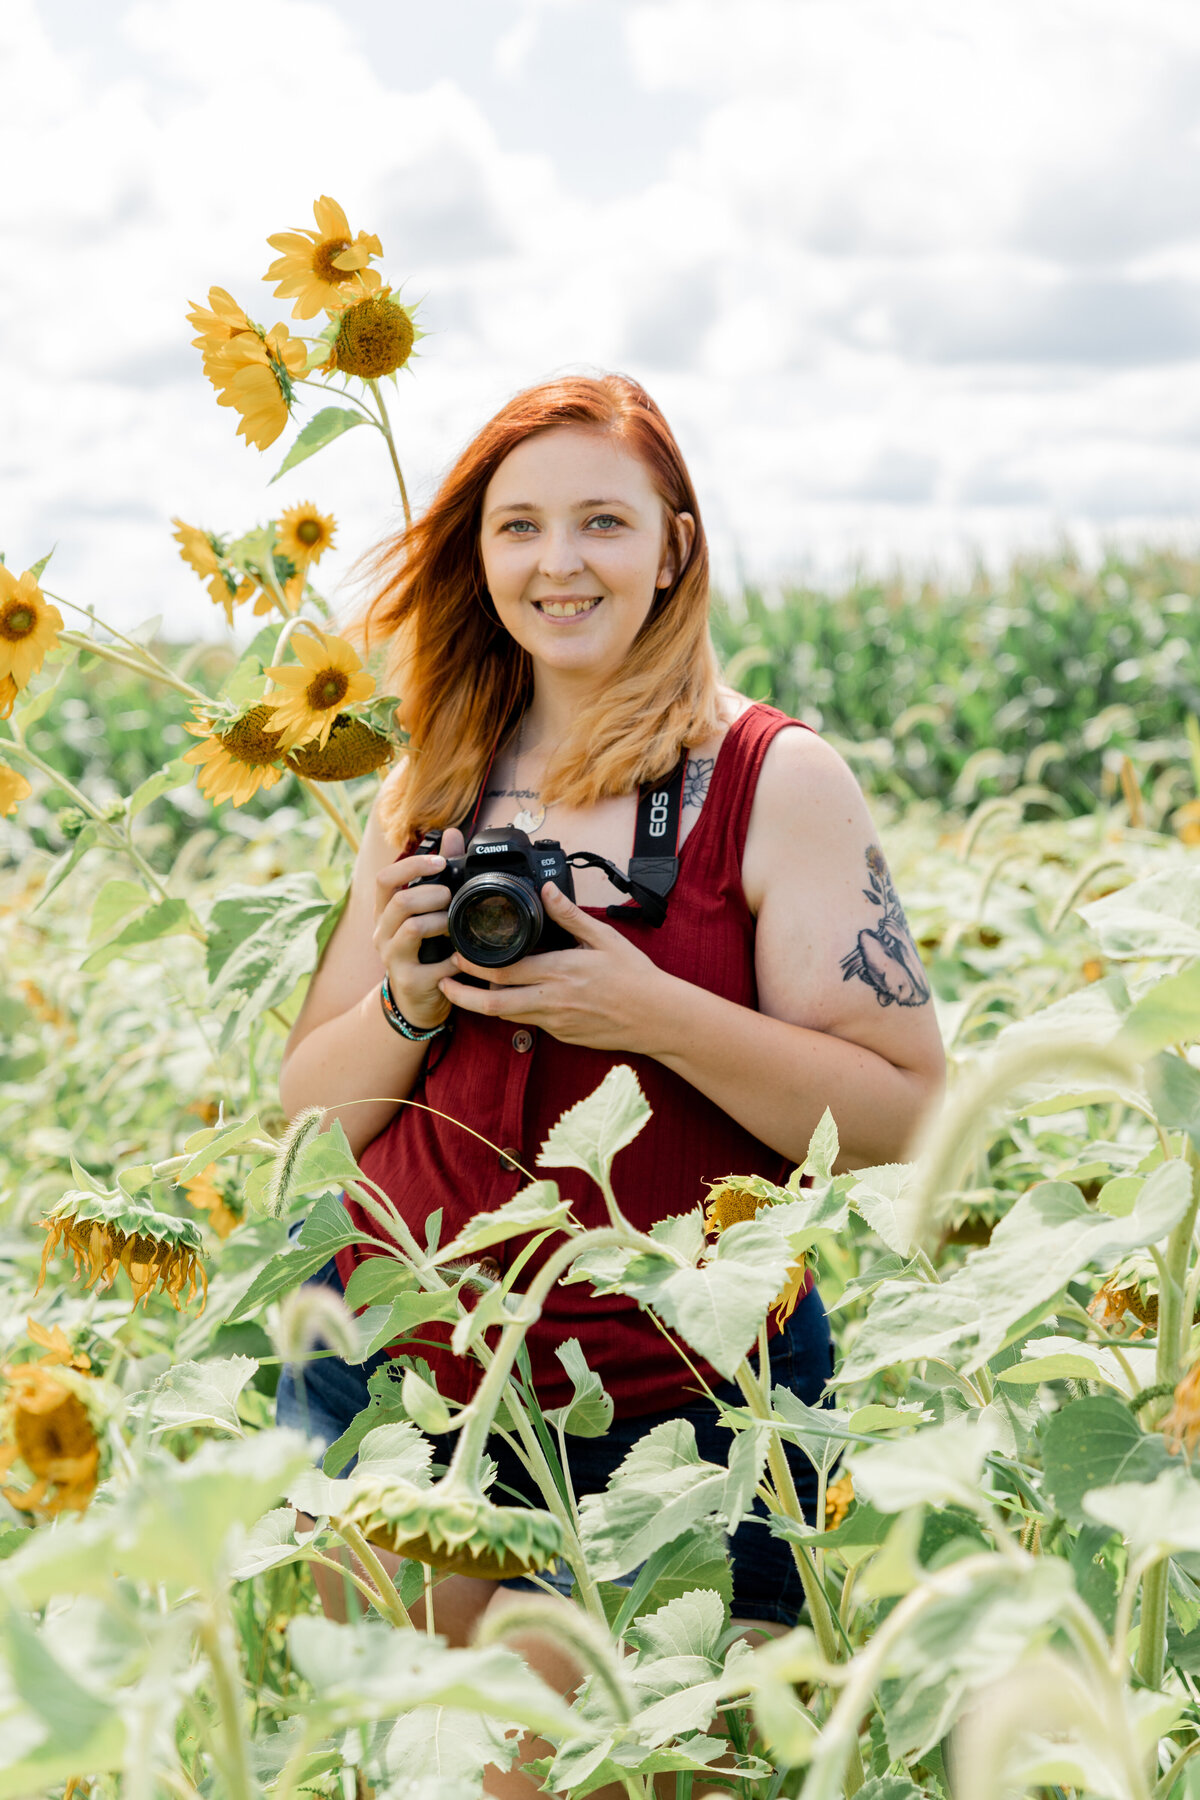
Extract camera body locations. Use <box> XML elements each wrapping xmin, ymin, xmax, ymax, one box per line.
<box><xmin>411</xmin><ymin>826</ymin><xmax>577</xmax><ymax>968</ymax></box>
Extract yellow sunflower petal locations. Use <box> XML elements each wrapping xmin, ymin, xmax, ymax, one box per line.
<box><xmin>0</xmin><ymin>762</ymin><xmax>32</xmax><ymax>815</ymax></box>
<box><xmin>313</xmin><ymin>195</ymin><xmax>352</xmax><ymax>240</ymax></box>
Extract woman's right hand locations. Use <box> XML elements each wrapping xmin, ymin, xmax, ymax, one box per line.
<box><xmin>372</xmin><ymin>827</ymin><xmax>466</xmax><ymax>1030</ymax></box>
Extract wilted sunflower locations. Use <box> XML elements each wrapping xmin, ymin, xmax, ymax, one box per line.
<box><xmin>704</xmin><ymin>1174</ymin><xmax>808</xmax><ymax>1327</ymax></box>
<box><xmin>324</xmin><ymin>287</ymin><xmax>417</xmax><ymax>380</ymax></box>
<box><xmin>1164</xmin><ymin>1361</ymin><xmax>1200</xmax><ymax>1457</ymax></box>
<box><xmin>182</xmin><ymin>705</ymin><xmax>288</xmax><ymax>807</ymax></box>
<box><xmin>186</xmin><ymin>286</ymin><xmax>258</xmax><ymax>377</ymax></box>
<box><xmin>182</xmin><ymin>1165</ymin><xmax>241</xmax><ymax>1240</ymax></box>
<box><xmin>266</xmin><ymin>195</ymin><xmax>383</xmax><ymax>320</ymax></box>
<box><xmin>208</xmin><ymin>324</ymin><xmax>306</xmax><ymax>451</ymax></box>
<box><xmin>345</xmin><ymin>1475</ymin><xmax>564</xmax><ymax>1581</ymax></box>
<box><xmin>0</xmin><ymin>565</ymin><xmax>63</xmax><ymax>689</ymax></box>
<box><xmin>0</xmin><ymin>1361</ymin><xmax>101</xmax><ymax>1517</ymax></box>
<box><xmin>37</xmin><ymin>1189</ymin><xmax>208</xmax><ymax>1311</ymax></box>
<box><xmin>263</xmin><ymin>628</ymin><xmax>374</xmax><ymax>752</ymax></box>
<box><xmin>277</xmin><ymin>502</ymin><xmax>336</xmax><ymax>568</ymax></box>
<box><xmin>286</xmin><ymin>713</ymin><xmax>394</xmax><ymax>781</ymax></box>
<box><xmin>0</xmin><ymin>761</ymin><xmax>31</xmax><ymax>817</ymax></box>
<box><xmin>825</xmin><ymin>1471</ymin><xmax>854</xmax><ymax>1529</ymax></box>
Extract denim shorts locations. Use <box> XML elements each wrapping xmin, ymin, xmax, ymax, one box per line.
<box><xmin>277</xmin><ymin>1252</ymin><xmax>834</xmax><ymax>1626</ymax></box>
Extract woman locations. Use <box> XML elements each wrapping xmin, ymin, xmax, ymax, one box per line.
<box><xmin>277</xmin><ymin>373</ymin><xmax>945</xmax><ymax>1655</ymax></box>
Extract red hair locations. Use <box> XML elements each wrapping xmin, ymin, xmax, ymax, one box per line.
<box><xmin>344</xmin><ymin>372</ymin><xmax>723</xmax><ymax>848</ymax></box>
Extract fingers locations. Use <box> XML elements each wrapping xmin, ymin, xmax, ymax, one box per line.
<box><xmin>442</xmin><ymin>826</ymin><xmax>466</xmax><ymax>859</ymax></box>
<box><xmin>439</xmin><ymin>975</ymin><xmax>543</xmax><ymax>1018</ymax></box>
<box><xmin>540</xmin><ymin>881</ymin><xmax>612</xmax><ymax>945</ymax></box>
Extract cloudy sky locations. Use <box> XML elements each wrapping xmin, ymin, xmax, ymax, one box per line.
<box><xmin>6</xmin><ymin>0</ymin><xmax>1200</xmax><ymax>638</ymax></box>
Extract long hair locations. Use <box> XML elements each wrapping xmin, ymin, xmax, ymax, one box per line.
<box><xmin>344</xmin><ymin>372</ymin><xmax>723</xmax><ymax>848</ymax></box>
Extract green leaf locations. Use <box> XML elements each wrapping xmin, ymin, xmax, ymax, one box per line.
<box><xmin>850</xmin><ymin>1414</ymin><xmax>1000</xmax><ymax>1516</ymax></box>
<box><xmin>996</xmin><ymin>1335</ymin><xmax>1155</xmax><ymax>1397</ymax></box>
<box><xmin>801</xmin><ymin>1107</ymin><xmax>840</xmax><ymax>1182</ymax></box>
<box><xmin>287</xmin><ymin>1119</ymin><xmax>364</xmax><ymax>1195</ymax></box>
<box><xmin>82</xmin><ymin>896</ymin><xmax>200</xmax><ymax>972</ymax></box>
<box><xmin>225</xmin><ymin>1194</ymin><xmax>362</xmax><ymax>1323</ymax></box>
<box><xmin>382</xmin><ymin>1708</ymin><xmax>519</xmax><ymax>1791</ymax></box>
<box><xmin>839</xmin><ymin>1162</ymin><xmax>1193</xmax><ymax>1382</ymax></box>
<box><xmin>578</xmin><ymin>1420</ymin><xmax>733</xmax><ymax>1580</ymax></box>
<box><xmin>206</xmin><ymin>875</ymin><xmax>333</xmax><ymax>1022</ymax></box>
<box><xmin>360</xmin><ymin>1287</ymin><xmax>462</xmax><ymax>1359</ymax></box>
<box><xmin>1041</xmin><ymin>1395</ymin><xmax>1170</xmax><ymax>1526</ymax></box>
<box><xmin>846</xmin><ymin>1164</ymin><xmax>917</xmax><ymax>1256</ymax></box>
<box><xmin>178</xmin><ymin>1111</ymin><xmax>268</xmax><ymax>1181</ymax></box>
<box><xmin>342</xmin><ymin>1256</ymin><xmax>418</xmax><ymax>1311</ymax></box>
<box><xmin>545</xmin><ymin>1338</ymin><xmax>615</xmax><ymax>1438</ymax></box>
<box><xmin>128</xmin><ymin>755</ymin><xmax>193</xmax><ymax>820</ymax></box>
<box><xmin>270</xmin><ymin>406</ymin><xmax>367</xmax><ymax>483</ymax></box>
<box><xmin>1079</xmin><ymin>866</ymin><xmax>1200</xmax><ymax>959</ymax></box>
<box><xmin>538</xmin><ymin>1064</ymin><xmax>651</xmax><ymax>1195</ymax></box>
<box><xmin>30</xmin><ymin>822</ymin><xmax>99</xmax><ymax>912</ymax></box>
<box><xmin>87</xmin><ymin>877</ymin><xmax>151</xmax><ymax>943</ymax></box>
<box><xmin>1086</xmin><ymin>1467</ymin><xmax>1200</xmax><ymax>1560</ymax></box>
<box><xmin>437</xmin><ymin>1180</ymin><xmax>568</xmax><ymax>1260</ymax></box>
<box><xmin>1148</xmin><ymin>1053</ymin><xmax>1200</xmax><ymax>1148</ymax></box>
<box><xmin>402</xmin><ymin>1367</ymin><xmax>452</xmax><ymax>1433</ymax></box>
<box><xmin>13</xmin><ymin>656</ymin><xmax>71</xmax><ymax>728</ymax></box>
<box><xmin>614</xmin><ymin>1218</ymin><xmax>794</xmax><ymax>1379</ymax></box>
<box><xmin>0</xmin><ymin>1611</ymin><xmax>126</xmax><ymax>1797</ymax></box>
<box><xmin>146</xmin><ymin>1355</ymin><xmax>258</xmax><ymax>1435</ymax></box>
<box><xmin>229</xmin><ymin>1506</ymin><xmax>306</xmax><ymax>1580</ymax></box>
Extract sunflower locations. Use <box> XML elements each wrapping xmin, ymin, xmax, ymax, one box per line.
<box><xmin>263</xmin><ymin>628</ymin><xmax>374</xmax><ymax>752</ymax></box>
<box><xmin>0</xmin><ymin>1361</ymin><xmax>100</xmax><ymax>1517</ymax></box>
<box><xmin>1174</xmin><ymin>800</ymin><xmax>1200</xmax><ymax>846</ymax></box>
<box><xmin>703</xmin><ymin>1175</ymin><xmax>808</xmax><ymax>1327</ymax></box>
<box><xmin>208</xmin><ymin>324</ymin><xmax>306</xmax><ymax>451</ymax></box>
<box><xmin>182</xmin><ymin>1165</ymin><xmax>241</xmax><ymax>1240</ymax></box>
<box><xmin>286</xmin><ymin>713</ymin><xmax>394</xmax><ymax>781</ymax></box>
<box><xmin>277</xmin><ymin>502</ymin><xmax>337</xmax><ymax>568</ymax></box>
<box><xmin>266</xmin><ymin>195</ymin><xmax>383</xmax><ymax>320</ymax></box>
<box><xmin>324</xmin><ymin>287</ymin><xmax>416</xmax><ymax>380</ymax></box>
<box><xmin>186</xmin><ymin>286</ymin><xmax>258</xmax><ymax>376</ymax></box>
<box><xmin>0</xmin><ymin>565</ymin><xmax>63</xmax><ymax>688</ymax></box>
<box><xmin>37</xmin><ymin>1190</ymin><xmax>207</xmax><ymax>1312</ymax></box>
<box><xmin>0</xmin><ymin>762</ymin><xmax>31</xmax><ymax>816</ymax></box>
<box><xmin>170</xmin><ymin>518</ymin><xmax>254</xmax><ymax>624</ymax></box>
<box><xmin>182</xmin><ymin>705</ymin><xmax>288</xmax><ymax>807</ymax></box>
<box><xmin>0</xmin><ymin>676</ymin><xmax>16</xmax><ymax>718</ymax></box>
<box><xmin>345</xmin><ymin>1476</ymin><xmax>564</xmax><ymax>1580</ymax></box>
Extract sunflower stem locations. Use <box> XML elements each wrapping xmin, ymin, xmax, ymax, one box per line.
<box><xmin>197</xmin><ymin>1603</ymin><xmax>256</xmax><ymax>1800</ymax></box>
<box><xmin>57</xmin><ymin>630</ymin><xmax>210</xmax><ymax>702</ymax></box>
<box><xmin>44</xmin><ymin>592</ymin><xmax>192</xmax><ymax>680</ymax></box>
<box><xmin>336</xmin><ymin>1520</ymin><xmax>414</xmax><ymax>1628</ymax></box>
<box><xmin>297</xmin><ymin>774</ymin><xmax>360</xmax><ymax>852</ymax></box>
<box><xmin>368</xmin><ymin>380</ymin><xmax>411</xmax><ymax>527</ymax></box>
<box><xmin>0</xmin><ymin>737</ymin><xmax>172</xmax><ymax>902</ymax></box>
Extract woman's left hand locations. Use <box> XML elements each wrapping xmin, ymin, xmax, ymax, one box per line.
<box><xmin>438</xmin><ymin>883</ymin><xmax>672</xmax><ymax>1053</ymax></box>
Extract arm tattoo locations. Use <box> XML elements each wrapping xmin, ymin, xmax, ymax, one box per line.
<box><xmin>840</xmin><ymin>845</ymin><xmax>931</xmax><ymax>1008</ymax></box>
<box><xmin>682</xmin><ymin>755</ymin><xmax>715</xmax><ymax>810</ymax></box>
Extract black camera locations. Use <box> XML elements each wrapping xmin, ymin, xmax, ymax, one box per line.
<box><xmin>411</xmin><ymin>827</ymin><xmax>577</xmax><ymax>968</ymax></box>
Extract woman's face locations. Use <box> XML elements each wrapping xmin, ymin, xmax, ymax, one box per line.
<box><xmin>478</xmin><ymin>426</ymin><xmax>693</xmax><ymax>685</ymax></box>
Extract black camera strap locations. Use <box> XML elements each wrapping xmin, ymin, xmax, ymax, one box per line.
<box><xmin>567</xmin><ymin>755</ymin><xmax>686</xmax><ymax>928</ymax></box>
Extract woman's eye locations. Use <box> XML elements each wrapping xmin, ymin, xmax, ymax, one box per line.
<box><xmin>587</xmin><ymin>514</ymin><xmax>622</xmax><ymax>530</ymax></box>
<box><xmin>502</xmin><ymin>519</ymin><xmax>537</xmax><ymax>534</ymax></box>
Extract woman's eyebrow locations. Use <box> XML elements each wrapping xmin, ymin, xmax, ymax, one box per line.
<box><xmin>485</xmin><ymin>496</ymin><xmax>637</xmax><ymax>520</ymax></box>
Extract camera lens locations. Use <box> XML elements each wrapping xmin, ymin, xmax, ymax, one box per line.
<box><xmin>449</xmin><ymin>875</ymin><xmax>543</xmax><ymax>967</ymax></box>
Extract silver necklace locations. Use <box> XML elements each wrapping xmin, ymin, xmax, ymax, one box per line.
<box><xmin>510</xmin><ymin>711</ymin><xmax>548</xmax><ymax>834</ymax></box>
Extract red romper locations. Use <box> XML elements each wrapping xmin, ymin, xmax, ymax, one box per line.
<box><xmin>336</xmin><ymin>702</ymin><xmax>813</xmax><ymax>1418</ymax></box>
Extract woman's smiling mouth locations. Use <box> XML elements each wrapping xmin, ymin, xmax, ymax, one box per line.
<box><xmin>533</xmin><ymin>596</ymin><xmax>603</xmax><ymax>619</ymax></box>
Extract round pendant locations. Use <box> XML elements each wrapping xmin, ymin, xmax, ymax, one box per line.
<box><xmin>512</xmin><ymin>805</ymin><xmax>546</xmax><ymax>833</ymax></box>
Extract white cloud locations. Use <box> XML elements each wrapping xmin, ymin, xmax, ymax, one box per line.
<box><xmin>5</xmin><ymin>0</ymin><xmax>1200</xmax><ymax>647</ymax></box>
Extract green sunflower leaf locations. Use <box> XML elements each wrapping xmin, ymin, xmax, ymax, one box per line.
<box><xmin>270</xmin><ymin>406</ymin><xmax>367</xmax><ymax>484</ymax></box>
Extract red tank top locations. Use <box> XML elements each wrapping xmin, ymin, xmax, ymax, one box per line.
<box><xmin>337</xmin><ymin>702</ymin><xmax>812</xmax><ymax>1417</ymax></box>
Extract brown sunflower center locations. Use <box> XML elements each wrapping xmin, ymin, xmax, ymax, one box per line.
<box><xmin>218</xmin><ymin>705</ymin><xmax>287</xmax><ymax>767</ymax></box>
<box><xmin>296</xmin><ymin>518</ymin><xmax>323</xmax><ymax>546</ymax></box>
<box><xmin>334</xmin><ymin>293</ymin><xmax>416</xmax><ymax>380</ymax></box>
<box><xmin>312</xmin><ymin>236</ymin><xmax>353</xmax><ymax>284</ymax></box>
<box><xmin>0</xmin><ymin>601</ymin><xmax>35</xmax><ymax>639</ymax></box>
<box><xmin>307</xmin><ymin>669</ymin><xmax>349</xmax><ymax>710</ymax></box>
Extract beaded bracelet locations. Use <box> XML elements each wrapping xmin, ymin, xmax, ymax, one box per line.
<box><xmin>379</xmin><ymin>975</ymin><xmax>449</xmax><ymax>1042</ymax></box>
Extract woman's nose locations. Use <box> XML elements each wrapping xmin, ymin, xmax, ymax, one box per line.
<box><xmin>537</xmin><ymin>531</ymin><xmax>585</xmax><ymax>580</ymax></box>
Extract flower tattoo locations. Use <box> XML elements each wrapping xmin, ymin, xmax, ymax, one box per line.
<box><xmin>840</xmin><ymin>845</ymin><xmax>930</xmax><ymax>1008</ymax></box>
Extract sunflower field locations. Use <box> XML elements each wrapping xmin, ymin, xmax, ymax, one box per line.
<box><xmin>3</xmin><ymin>196</ymin><xmax>1200</xmax><ymax>1800</ymax></box>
